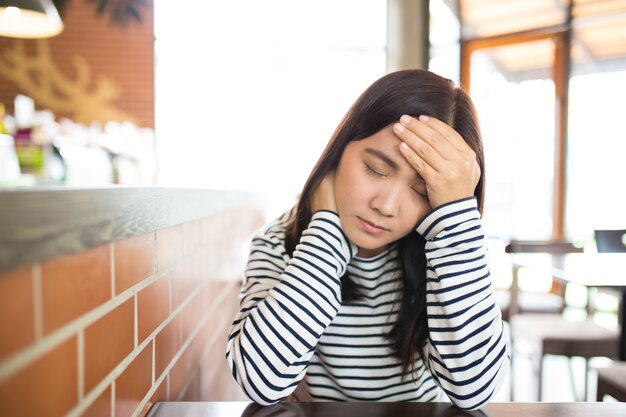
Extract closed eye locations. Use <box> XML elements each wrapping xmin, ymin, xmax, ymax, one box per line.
<box><xmin>367</xmin><ymin>163</ymin><xmax>427</xmax><ymax>199</ymax></box>
<box><xmin>412</xmin><ymin>187</ymin><xmax>428</xmax><ymax>200</ymax></box>
<box><xmin>364</xmin><ymin>164</ymin><xmax>386</xmax><ymax>178</ymax></box>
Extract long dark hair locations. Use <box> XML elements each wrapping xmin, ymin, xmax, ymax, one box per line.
<box><xmin>284</xmin><ymin>69</ymin><xmax>485</xmax><ymax>377</ymax></box>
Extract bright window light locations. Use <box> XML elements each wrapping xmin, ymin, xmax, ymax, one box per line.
<box><xmin>154</xmin><ymin>0</ymin><xmax>386</xmax><ymax>197</ymax></box>
<box><xmin>566</xmin><ymin>70</ymin><xmax>626</xmax><ymax>242</ymax></box>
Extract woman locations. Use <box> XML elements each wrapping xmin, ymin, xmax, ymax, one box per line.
<box><xmin>226</xmin><ymin>69</ymin><xmax>509</xmax><ymax>410</ymax></box>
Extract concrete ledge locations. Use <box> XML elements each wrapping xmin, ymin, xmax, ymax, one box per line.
<box><xmin>0</xmin><ymin>186</ymin><xmax>262</xmax><ymax>273</ymax></box>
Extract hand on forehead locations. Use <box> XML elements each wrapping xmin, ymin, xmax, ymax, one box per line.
<box><xmin>392</xmin><ymin>114</ymin><xmax>480</xmax><ymax>209</ymax></box>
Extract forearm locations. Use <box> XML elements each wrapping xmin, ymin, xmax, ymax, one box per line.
<box><xmin>417</xmin><ymin>197</ymin><xmax>510</xmax><ymax>409</ymax></box>
<box><xmin>226</xmin><ymin>210</ymin><xmax>355</xmax><ymax>404</ymax></box>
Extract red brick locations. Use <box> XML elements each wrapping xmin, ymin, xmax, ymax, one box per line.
<box><xmin>115</xmin><ymin>343</ymin><xmax>152</xmax><ymax>417</ymax></box>
<box><xmin>139</xmin><ymin>379</ymin><xmax>167</xmax><ymax>417</ymax></box>
<box><xmin>84</xmin><ymin>299</ymin><xmax>134</xmax><ymax>392</ymax></box>
<box><xmin>0</xmin><ymin>266</ymin><xmax>35</xmax><ymax>360</ymax></box>
<box><xmin>154</xmin><ymin>316</ymin><xmax>180</xmax><ymax>379</ymax></box>
<box><xmin>115</xmin><ymin>232</ymin><xmax>155</xmax><ymax>294</ymax></box>
<box><xmin>181</xmin><ymin>371</ymin><xmax>200</xmax><ymax>401</ymax></box>
<box><xmin>192</xmin><ymin>248</ymin><xmax>212</xmax><ymax>283</ymax></box>
<box><xmin>156</xmin><ymin>224</ymin><xmax>183</xmax><ymax>271</ymax></box>
<box><xmin>41</xmin><ymin>245</ymin><xmax>111</xmax><ymax>334</ymax></box>
<box><xmin>183</xmin><ymin>219</ymin><xmax>204</xmax><ymax>256</ymax></box>
<box><xmin>0</xmin><ymin>337</ymin><xmax>78</xmax><ymax>417</ymax></box>
<box><xmin>82</xmin><ymin>385</ymin><xmax>111</xmax><ymax>417</ymax></box>
<box><xmin>137</xmin><ymin>274</ymin><xmax>170</xmax><ymax>344</ymax></box>
<box><xmin>181</xmin><ymin>291</ymin><xmax>205</xmax><ymax>349</ymax></box>
<box><xmin>170</xmin><ymin>258</ymin><xmax>195</xmax><ymax>310</ymax></box>
<box><xmin>168</xmin><ymin>347</ymin><xmax>192</xmax><ymax>401</ymax></box>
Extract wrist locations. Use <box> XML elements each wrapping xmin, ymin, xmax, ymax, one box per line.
<box><xmin>416</xmin><ymin>197</ymin><xmax>478</xmax><ymax>240</ymax></box>
<box><xmin>430</xmin><ymin>193</ymin><xmax>475</xmax><ymax>210</ymax></box>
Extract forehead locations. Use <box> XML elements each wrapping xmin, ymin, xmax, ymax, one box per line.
<box><xmin>347</xmin><ymin>124</ymin><xmax>403</xmax><ymax>160</ymax></box>
<box><xmin>344</xmin><ymin>124</ymin><xmax>421</xmax><ymax>179</ymax></box>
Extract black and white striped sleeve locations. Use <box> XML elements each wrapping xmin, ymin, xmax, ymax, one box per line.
<box><xmin>226</xmin><ymin>209</ymin><xmax>356</xmax><ymax>405</ymax></box>
<box><xmin>415</xmin><ymin>197</ymin><xmax>510</xmax><ymax>410</ymax></box>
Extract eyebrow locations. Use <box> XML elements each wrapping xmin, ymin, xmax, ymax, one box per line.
<box><xmin>364</xmin><ymin>148</ymin><xmax>400</xmax><ymax>171</ymax></box>
<box><xmin>363</xmin><ymin>147</ymin><xmax>424</xmax><ymax>182</ymax></box>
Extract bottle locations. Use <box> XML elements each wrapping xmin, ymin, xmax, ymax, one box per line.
<box><xmin>0</xmin><ymin>103</ymin><xmax>7</xmax><ymax>134</ymax></box>
<box><xmin>0</xmin><ymin>133</ymin><xmax>21</xmax><ymax>182</ymax></box>
<box><xmin>12</xmin><ymin>95</ymin><xmax>47</xmax><ymax>177</ymax></box>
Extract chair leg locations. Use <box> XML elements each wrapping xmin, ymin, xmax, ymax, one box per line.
<box><xmin>596</xmin><ymin>386</ymin><xmax>604</xmax><ymax>402</ymax></box>
<box><xmin>510</xmin><ymin>338</ymin><xmax>516</xmax><ymax>401</ymax></box>
<box><xmin>597</xmin><ymin>376</ymin><xmax>607</xmax><ymax>402</ymax></box>
<box><xmin>584</xmin><ymin>359</ymin><xmax>590</xmax><ymax>402</ymax></box>
<box><xmin>538</xmin><ymin>354</ymin><xmax>543</xmax><ymax>401</ymax></box>
<box><xmin>510</xmin><ymin>353</ymin><xmax>515</xmax><ymax>401</ymax></box>
<box><xmin>567</xmin><ymin>358</ymin><xmax>581</xmax><ymax>401</ymax></box>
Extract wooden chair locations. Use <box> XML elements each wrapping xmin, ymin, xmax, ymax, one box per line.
<box><xmin>497</xmin><ymin>241</ymin><xmax>580</xmax><ymax>322</ymax></box>
<box><xmin>594</xmin><ymin>229</ymin><xmax>626</xmax><ymax>402</ymax></box>
<box><xmin>595</xmin><ymin>230</ymin><xmax>626</xmax><ymax>253</ymax></box>
<box><xmin>593</xmin><ymin>229</ymin><xmax>625</xmax><ymax>321</ymax></box>
<box><xmin>597</xmin><ymin>361</ymin><xmax>626</xmax><ymax>401</ymax></box>
<box><xmin>507</xmin><ymin>240</ymin><xmax>619</xmax><ymax>401</ymax></box>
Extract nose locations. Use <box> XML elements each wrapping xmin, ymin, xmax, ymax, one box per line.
<box><xmin>370</xmin><ymin>183</ymin><xmax>401</xmax><ymax>217</ymax></box>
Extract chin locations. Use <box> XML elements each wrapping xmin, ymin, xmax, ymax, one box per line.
<box><xmin>341</xmin><ymin>214</ymin><xmax>390</xmax><ymax>251</ymax></box>
<box><xmin>355</xmin><ymin>237</ymin><xmax>385</xmax><ymax>250</ymax></box>
<box><xmin>348</xmin><ymin>230</ymin><xmax>390</xmax><ymax>253</ymax></box>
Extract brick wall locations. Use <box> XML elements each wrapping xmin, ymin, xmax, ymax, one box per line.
<box><xmin>0</xmin><ymin>207</ymin><xmax>264</xmax><ymax>417</ymax></box>
<box><xmin>0</xmin><ymin>0</ymin><xmax>154</xmax><ymax>127</ymax></box>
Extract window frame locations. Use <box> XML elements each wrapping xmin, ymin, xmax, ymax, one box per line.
<box><xmin>459</xmin><ymin>3</ymin><xmax>574</xmax><ymax>240</ymax></box>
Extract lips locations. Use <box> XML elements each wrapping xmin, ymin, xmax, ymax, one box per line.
<box><xmin>358</xmin><ymin>217</ymin><xmax>389</xmax><ymax>234</ymax></box>
<box><xmin>362</xmin><ymin>218</ymin><xmax>388</xmax><ymax>230</ymax></box>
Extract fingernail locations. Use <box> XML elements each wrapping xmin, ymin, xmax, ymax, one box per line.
<box><xmin>393</xmin><ymin>123</ymin><xmax>404</xmax><ymax>133</ymax></box>
<box><xmin>419</xmin><ymin>114</ymin><xmax>429</xmax><ymax>122</ymax></box>
<box><xmin>400</xmin><ymin>115</ymin><xmax>411</xmax><ymax>125</ymax></box>
<box><xmin>399</xmin><ymin>142</ymin><xmax>409</xmax><ymax>152</ymax></box>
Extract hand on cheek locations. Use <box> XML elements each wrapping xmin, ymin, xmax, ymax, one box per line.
<box><xmin>393</xmin><ymin>115</ymin><xmax>481</xmax><ymax>210</ymax></box>
<box><xmin>310</xmin><ymin>171</ymin><xmax>338</xmax><ymax>214</ymax></box>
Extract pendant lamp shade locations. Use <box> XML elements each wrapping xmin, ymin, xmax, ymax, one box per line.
<box><xmin>0</xmin><ymin>0</ymin><xmax>64</xmax><ymax>38</ymax></box>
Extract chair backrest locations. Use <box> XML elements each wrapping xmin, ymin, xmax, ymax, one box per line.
<box><xmin>594</xmin><ymin>229</ymin><xmax>626</xmax><ymax>253</ymax></box>
<box><xmin>504</xmin><ymin>240</ymin><xmax>583</xmax><ymax>300</ymax></box>
<box><xmin>505</xmin><ymin>240</ymin><xmax>583</xmax><ymax>254</ymax></box>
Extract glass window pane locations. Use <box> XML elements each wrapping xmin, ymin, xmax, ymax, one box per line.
<box><xmin>154</xmin><ymin>0</ymin><xmax>387</xmax><ymax>194</ymax></box>
<box><xmin>461</xmin><ymin>0</ymin><xmax>567</xmax><ymax>38</ymax></box>
<box><xmin>571</xmin><ymin>13</ymin><xmax>626</xmax><ymax>75</ymax></box>
<box><xmin>566</xmin><ymin>71</ymin><xmax>626</xmax><ymax>240</ymax></box>
<box><xmin>429</xmin><ymin>0</ymin><xmax>461</xmax><ymax>83</ymax></box>
<box><xmin>567</xmin><ymin>6</ymin><xmax>626</xmax><ymax>241</ymax></box>
<box><xmin>469</xmin><ymin>39</ymin><xmax>556</xmax><ymax>240</ymax></box>
<box><xmin>574</xmin><ymin>0</ymin><xmax>626</xmax><ymax>18</ymax></box>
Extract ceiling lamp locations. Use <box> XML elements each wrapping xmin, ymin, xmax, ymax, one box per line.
<box><xmin>0</xmin><ymin>0</ymin><xmax>64</xmax><ymax>38</ymax></box>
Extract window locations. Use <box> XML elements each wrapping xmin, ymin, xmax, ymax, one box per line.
<box><xmin>429</xmin><ymin>0</ymin><xmax>460</xmax><ymax>83</ymax></box>
<box><xmin>566</xmin><ymin>6</ymin><xmax>626</xmax><ymax>240</ymax></box>
<box><xmin>154</xmin><ymin>0</ymin><xmax>387</xmax><ymax>196</ymax></box>
<box><xmin>436</xmin><ymin>0</ymin><xmax>626</xmax><ymax>243</ymax></box>
<box><xmin>469</xmin><ymin>40</ymin><xmax>557</xmax><ymax>241</ymax></box>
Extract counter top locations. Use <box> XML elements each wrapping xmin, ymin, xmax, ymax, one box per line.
<box><xmin>0</xmin><ymin>186</ymin><xmax>264</xmax><ymax>273</ymax></box>
<box><xmin>146</xmin><ymin>401</ymin><xmax>626</xmax><ymax>417</ymax></box>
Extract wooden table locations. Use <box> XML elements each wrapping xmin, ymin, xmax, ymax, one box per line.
<box><xmin>510</xmin><ymin>253</ymin><xmax>626</xmax><ymax>359</ymax></box>
<box><xmin>147</xmin><ymin>401</ymin><xmax>626</xmax><ymax>417</ymax></box>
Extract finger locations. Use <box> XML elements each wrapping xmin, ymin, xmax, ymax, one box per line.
<box><xmin>398</xmin><ymin>115</ymin><xmax>458</xmax><ymax>160</ymax></box>
<box><xmin>417</xmin><ymin>115</ymin><xmax>472</xmax><ymax>154</ymax></box>
<box><xmin>398</xmin><ymin>141</ymin><xmax>437</xmax><ymax>180</ymax></box>
<box><xmin>393</xmin><ymin>122</ymin><xmax>447</xmax><ymax>172</ymax></box>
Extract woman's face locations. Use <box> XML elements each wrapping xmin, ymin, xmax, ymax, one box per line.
<box><xmin>334</xmin><ymin>124</ymin><xmax>432</xmax><ymax>258</ymax></box>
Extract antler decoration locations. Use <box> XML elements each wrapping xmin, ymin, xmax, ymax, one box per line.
<box><xmin>0</xmin><ymin>40</ymin><xmax>137</xmax><ymax>124</ymax></box>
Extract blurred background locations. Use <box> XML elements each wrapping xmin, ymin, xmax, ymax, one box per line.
<box><xmin>2</xmin><ymin>0</ymin><xmax>625</xmax><ymax>246</ymax></box>
<box><xmin>1</xmin><ymin>0</ymin><xmax>626</xmax><ymax>406</ymax></box>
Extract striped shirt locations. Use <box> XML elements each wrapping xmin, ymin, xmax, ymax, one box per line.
<box><xmin>226</xmin><ymin>197</ymin><xmax>510</xmax><ymax>410</ymax></box>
